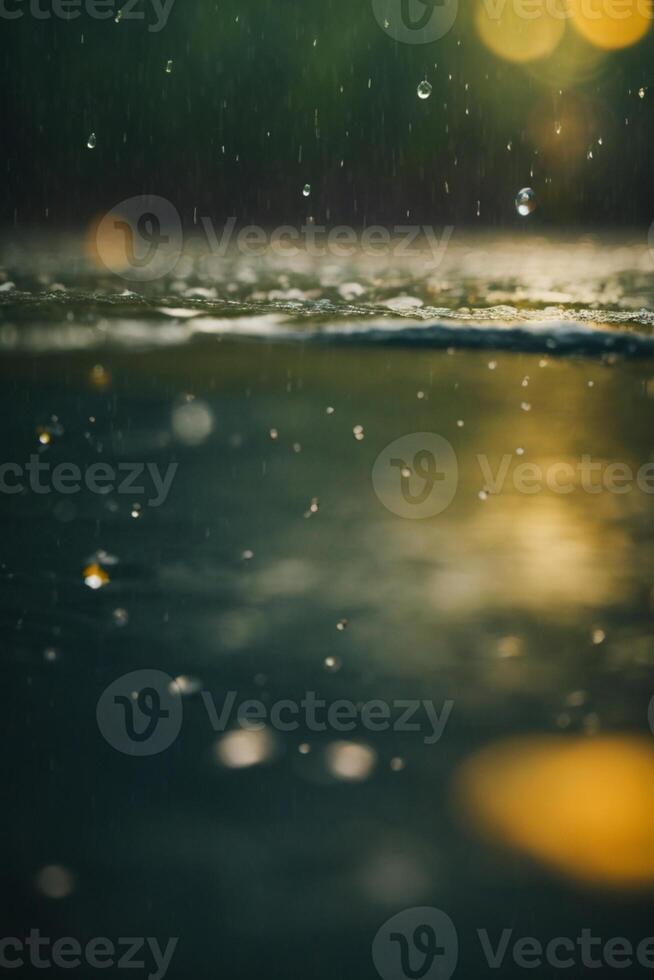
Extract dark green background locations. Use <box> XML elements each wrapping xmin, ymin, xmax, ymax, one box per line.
<box><xmin>1</xmin><ymin>0</ymin><xmax>653</xmax><ymax>230</ymax></box>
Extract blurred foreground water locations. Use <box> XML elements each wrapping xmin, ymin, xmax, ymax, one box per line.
<box><xmin>2</xmin><ymin>234</ymin><xmax>654</xmax><ymax>979</ymax></box>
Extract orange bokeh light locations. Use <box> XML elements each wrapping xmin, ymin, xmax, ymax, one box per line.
<box><xmin>569</xmin><ymin>0</ymin><xmax>652</xmax><ymax>49</ymax></box>
<box><xmin>455</xmin><ymin>735</ymin><xmax>654</xmax><ymax>887</ymax></box>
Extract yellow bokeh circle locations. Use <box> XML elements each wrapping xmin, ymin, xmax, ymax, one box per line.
<box><xmin>569</xmin><ymin>0</ymin><xmax>652</xmax><ymax>49</ymax></box>
<box><xmin>475</xmin><ymin>0</ymin><xmax>566</xmax><ymax>62</ymax></box>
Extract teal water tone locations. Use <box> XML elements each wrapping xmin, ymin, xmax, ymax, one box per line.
<box><xmin>3</xmin><ymin>236</ymin><xmax>654</xmax><ymax>978</ymax></box>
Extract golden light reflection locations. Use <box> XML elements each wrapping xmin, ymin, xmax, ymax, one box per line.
<box><xmin>454</xmin><ymin>736</ymin><xmax>654</xmax><ymax>887</ymax></box>
<box><xmin>475</xmin><ymin>0</ymin><xmax>566</xmax><ymax>62</ymax></box>
<box><xmin>418</xmin><ymin>494</ymin><xmax>630</xmax><ymax>615</ymax></box>
<box><xmin>86</xmin><ymin>213</ymin><xmax>130</xmax><ymax>274</ymax></box>
<box><xmin>569</xmin><ymin>0</ymin><xmax>652</xmax><ymax>49</ymax></box>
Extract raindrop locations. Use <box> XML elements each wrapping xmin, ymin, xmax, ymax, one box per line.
<box><xmin>304</xmin><ymin>497</ymin><xmax>319</xmax><ymax>518</ymax></box>
<box><xmin>302</xmin><ymin>183</ymin><xmax>311</xmax><ymax>198</ymax></box>
<box><xmin>171</xmin><ymin>398</ymin><xmax>214</xmax><ymax>446</ymax></box>
<box><xmin>170</xmin><ymin>675</ymin><xmax>202</xmax><ymax>696</ymax></box>
<box><xmin>336</xmin><ymin>618</ymin><xmax>348</xmax><ymax>631</ymax></box>
<box><xmin>515</xmin><ymin>187</ymin><xmax>536</xmax><ymax>216</ymax></box>
<box><xmin>83</xmin><ymin>563</ymin><xmax>110</xmax><ymax>590</ymax></box>
<box><xmin>114</xmin><ymin>7</ymin><xmax>122</xmax><ymax>21</ymax></box>
<box><xmin>89</xmin><ymin>363</ymin><xmax>111</xmax><ymax>389</ymax></box>
<box><xmin>165</xmin><ymin>59</ymin><xmax>173</xmax><ymax>74</ymax></box>
<box><xmin>86</xmin><ymin>132</ymin><xmax>97</xmax><ymax>150</ymax></box>
<box><xmin>112</xmin><ymin>608</ymin><xmax>129</xmax><ymax>627</ymax></box>
<box><xmin>36</xmin><ymin>419</ymin><xmax>64</xmax><ymax>445</ymax></box>
<box><xmin>417</xmin><ymin>80</ymin><xmax>432</xmax><ymax>100</ymax></box>
<box><xmin>324</xmin><ymin>655</ymin><xmax>341</xmax><ymax>672</ymax></box>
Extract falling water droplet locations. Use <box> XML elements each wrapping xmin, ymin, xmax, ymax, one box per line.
<box><xmin>304</xmin><ymin>497</ymin><xmax>319</xmax><ymax>518</ymax></box>
<box><xmin>302</xmin><ymin>183</ymin><xmax>311</xmax><ymax>197</ymax></box>
<box><xmin>86</xmin><ymin>132</ymin><xmax>97</xmax><ymax>150</ymax></box>
<box><xmin>417</xmin><ymin>80</ymin><xmax>432</xmax><ymax>101</ymax></box>
<box><xmin>515</xmin><ymin>187</ymin><xmax>536</xmax><ymax>217</ymax></box>
<box><xmin>114</xmin><ymin>7</ymin><xmax>122</xmax><ymax>21</ymax></box>
<box><xmin>165</xmin><ymin>59</ymin><xmax>173</xmax><ymax>74</ymax></box>
<box><xmin>112</xmin><ymin>608</ymin><xmax>129</xmax><ymax>627</ymax></box>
